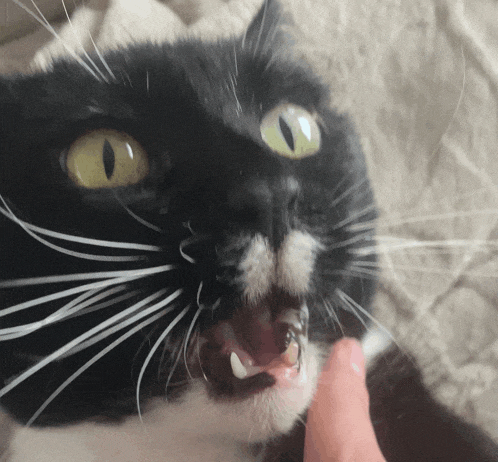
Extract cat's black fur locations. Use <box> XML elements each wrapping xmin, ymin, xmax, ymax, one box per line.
<box><xmin>0</xmin><ymin>1</ymin><xmax>497</xmax><ymax>460</ymax></box>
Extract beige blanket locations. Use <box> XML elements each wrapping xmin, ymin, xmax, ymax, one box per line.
<box><xmin>1</xmin><ymin>0</ymin><xmax>497</xmax><ymax>443</ymax></box>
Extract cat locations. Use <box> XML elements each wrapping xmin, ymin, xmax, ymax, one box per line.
<box><xmin>0</xmin><ymin>0</ymin><xmax>497</xmax><ymax>461</ymax></box>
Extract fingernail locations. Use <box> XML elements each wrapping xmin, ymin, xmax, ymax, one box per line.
<box><xmin>350</xmin><ymin>339</ymin><xmax>365</xmax><ymax>378</ymax></box>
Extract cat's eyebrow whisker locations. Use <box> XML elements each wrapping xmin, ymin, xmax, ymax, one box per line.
<box><xmin>0</xmin><ymin>200</ymin><xmax>161</xmax><ymax>252</ymax></box>
<box><xmin>26</xmin><ymin>303</ymin><xmax>177</xmax><ymax>427</ymax></box>
<box><xmin>59</xmin><ymin>0</ymin><xmax>110</xmax><ymax>83</ymax></box>
<box><xmin>10</xmin><ymin>0</ymin><xmax>102</xmax><ymax>82</ymax></box>
<box><xmin>0</xmin><ymin>288</ymin><xmax>182</xmax><ymax>404</ymax></box>
<box><xmin>87</xmin><ymin>32</ymin><xmax>117</xmax><ymax>82</ymax></box>
<box><xmin>136</xmin><ymin>304</ymin><xmax>190</xmax><ymax>422</ymax></box>
<box><xmin>0</xmin><ymin>264</ymin><xmax>174</xmax><ymax>318</ymax></box>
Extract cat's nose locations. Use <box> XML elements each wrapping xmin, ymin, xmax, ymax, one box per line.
<box><xmin>228</xmin><ymin>177</ymin><xmax>299</xmax><ymax>249</ymax></box>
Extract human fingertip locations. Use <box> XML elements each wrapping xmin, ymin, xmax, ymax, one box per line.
<box><xmin>350</xmin><ymin>339</ymin><xmax>365</xmax><ymax>378</ymax></box>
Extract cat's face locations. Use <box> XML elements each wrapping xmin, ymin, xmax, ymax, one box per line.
<box><xmin>0</xmin><ymin>0</ymin><xmax>375</xmax><ymax>439</ymax></box>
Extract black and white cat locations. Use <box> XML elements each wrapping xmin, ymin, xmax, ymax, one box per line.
<box><xmin>0</xmin><ymin>1</ymin><xmax>497</xmax><ymax>460</ymax></box>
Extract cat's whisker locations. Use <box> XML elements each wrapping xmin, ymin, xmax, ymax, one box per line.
<box><xmin>229</xmin><ymin>73</ymin><xmax>242</xmax><ymax>115</ymax></box>
<box><xmin>0</xmin><ymin>267</ymin><xmax>174</xmax><ymax>289</ymax></box>
<box><xmin>330</xmin><ymin>177</ymin><xmax>369</xmax><ymax>208</ymax></box>
<box><xmin>59</xmin><ymin>0</ymin><xmax>110</xmax><ymax>83</ymax></box>
<box><xmin>183</xmin><ymin>283</ymin><xmax>205</xmax><ymax>380</ymax></box>
<box><xmin>335</xmin><ymin>289</ymin><xmax>397</xmax><ymax>344</ymax></box>
<box><xmin>326</xmin><ymin>231</ymin><xmax>375</xmax><ymax>250</ymax></box>
<box><xmin>146</xmin><ymin>70</ymin><xmax>150</xmax><ymax>96</ymax></box>
<box><xmin>0</xmin><ymin>286</ymin><xmax>132</xmax><ymax>340</ymax></box>
<box><xmin>195</xmin><ymin>330</ymin><xmax>208</xmax><ymax>382</ymax></box>
<box><xmin>0</xmin><ymin>264</ymin><xmax>174</xmax><ymax>318</ymax></box>
<box><xmin>322</xmin><ymin>299</ymin><xmax>345</xmax><ymax>336</ymax></box>
<box><xmin>113</xmin><ymin>191</ymin><xmax>163</xmax><ymax>233</ymax></box>
<box><xmin>0</xmin><ymin>199</ymin><xmax>161</xmax><ymax>256</ymax></box>
<box><xmin>88</xmin><ymin>33</ymin><xmax>117</xmax><ymax>82</ymax></box>
<box><xmin>10</xmin><ymin>0</ymin><xmax>102</xmax><ymax>81</ymax></box>
<box><xmin>136</xmin><ymin>304</ymin><xmax>190</xmax><ymax>422</ymax></box>
<box><xmin>59</xmin><ymin>288</ymin><xmax>140</xmax><ymax>322</ymax></box>
<box><xmin>351</xmin><ymin>208</ymin><xmax>498</xmax><ymax>233</ymax></box>
<box><xmin>0</xmin><ymin>288</ymin><xmax>182</xmax><ymax>401</ymax></box>
<box><xmin>251</xmin><ymin>0</ymin><xmax>267</xmax><ymax>57</ymax></box>
<box><xmin>352</xmin><ymin>237</ymin><xmax>498</xmax><ymax>257</ymax></box>
<box><xmin>333</xmin><ymin>204</ymin><xmax>377</xmax><ymax>231</ymax></box>
<box><xmin>180</xmin><ymin>235</ymin><xmax>206</xmax><ymax>264</ymax></box>
<box><xmin>26</xmin><ymin>305</ymin><xmax>174</xmax><ymax>427</ymax></box>
<box><xmin>57</xmin><ymin>290</ymin><xmax>159</xmax><ymax>359</ymax></box>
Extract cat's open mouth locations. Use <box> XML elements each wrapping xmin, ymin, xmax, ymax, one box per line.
<box><xmin>198</xmin><ymin>292</ymin><xmax>309</xmax><ymax>396</ymax></box>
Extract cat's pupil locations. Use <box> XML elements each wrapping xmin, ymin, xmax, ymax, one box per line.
<box><xmin>102</xmin><ymin>139</ymin><xmax>115</xmax><ymax>180</ymax></box>
<box><xmin>278</xmin><ymin>116</ymin><xmax>295</xmax><ymax>151</ymax></box>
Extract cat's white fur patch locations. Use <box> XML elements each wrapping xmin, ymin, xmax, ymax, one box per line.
<box><xmin>361</xmin><ymin>325</ymin><xmax>393</xmax><ymax>368</ymax></box>
<box><xmin>7</xmin><ymin>343</ymin><xmax>323</xmax><ymax>462</ymax></box>
<box><xmin>238</xmin><ymin>234</ymin><xmax>275</xmax><ymax>300</ymax></box>
<box><xmin>276</xmin><ymin>230</ymin><xmax>322</xmax><ymax>295</ymax></box>
<box><xmin>240</xmin><ymin>231</ymin><xmax>321</xmax><ymax>301</ymax></box>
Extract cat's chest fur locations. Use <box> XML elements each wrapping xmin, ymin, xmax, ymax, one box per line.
<box><xmin>6</xmin><ymin>374</ymin><xmax>318</xmax><ymax>462</ymax></box>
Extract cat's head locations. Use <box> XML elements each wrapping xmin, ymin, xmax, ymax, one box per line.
<box><xmin>0</xmin><ymin>0</ymin><xmax>376</xmax><ymax>440</ymax></box>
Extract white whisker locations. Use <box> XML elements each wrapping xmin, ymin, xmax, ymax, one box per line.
<box><xmin>351</xmin><ymin>209</ymin><xmax>498</xmax><ymax>232</ymax></box>
<box><xmin>327</xmin><ymin>231</ymin><xmax>374</xmax><ymax>250</ymax></box>
<box><xmin>0</xmin><ymin>267</ymin><xmax>173</xmax><ymax>289</ymax></box>
<box><xmin>333</xmin><ymin>204</ymin><xmax>377</xmax><ymax>231</ymax></box>
<box><xmin>136</xmin><ymin>304</ymin><xmax>190</xmax><ymax>422</ymax></box>
<box><xmin>0</xmin><ymin>289</ymin><xmax>182</xmax><ymax>400</ymax></box>
<box><xmin>0</xmin><ymin>264</ymin><xmax>174</xmax><ymax>318</ymax></box>
<box><xmin>60</xmin><ymin>0</ymin><xmax>109</xmax><ymax>82</ymax></box>
<box><xmin>87</xmin><ymin>33</ymin><xmax>117</xmax><ymax>82</ymax></box>
<box><xmin>59</xmin><ymin>289</ymin><xmax>171</xmax><ymax>359</ymax></box>
<box><xmin>353</xmin><ymin>237</ymin><xmax>498</xmax><ymax>257</ymax></box>
<box><xmin>10</xmin><ymin>0</ymin><xmax>101</xmax><ymax>81</ymax></box>
<box><xmin>183</xmin><ymin>283</ymin><xmax>205</xmax><ymax>380</ymax></box>
<box><xmin>0</xmin><ymin>286</ymin><xmax>129</xmax><ymax>340</ymax></box>
<box><xmin>0</xmin><ymin>200</ymin><xmax>161</xmax><ymax>252</ymax></box>
<box><xmin>322</xmin><ymin>299</ymin><xmax>344</xmax><ymax>336</ymax></box>
<box><xmin>25</xmin><ymin>306</ymin><xmax>173</xmax><ymax>427</ymax></box>
<box><xmin>335</xmin><ymin>289</ymin><xmax>396</xmax><ymax>343</ymax></box>
<box><xmin>330</xmin><ymin>177</ymin><xmax>368</xmax><ymax>207</ymax></box>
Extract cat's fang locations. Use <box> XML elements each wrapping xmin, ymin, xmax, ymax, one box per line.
<box><xmin>230</xmin><ymin>351</ymin><xmax>248</xmax><ymax>379</ymax></box>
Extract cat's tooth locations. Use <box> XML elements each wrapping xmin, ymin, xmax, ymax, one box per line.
<box><xmin>282</xmin><ymin>339</ymin><xmax>300</xmax><ymax>366</ymax></box>
<box><xmin>230</xmin><ymin>351</ymin><xmax>248</xmax><ymax>379</ymax></box>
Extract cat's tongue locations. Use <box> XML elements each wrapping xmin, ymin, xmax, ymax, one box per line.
<box><xmin>211</xmin><ymin>302</ymin><xmax>308</xmax><ymax>384</ymax></box>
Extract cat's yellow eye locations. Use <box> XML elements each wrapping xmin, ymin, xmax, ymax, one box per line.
<box><xmin>260</xmin><ymin>103</ymin><xmax>321</xmax><ymax>159</ymax></box>
<box><xmin>66</xmin><ymin>129</ymin><xmax>149</xmax><ymax>188</ymax></box>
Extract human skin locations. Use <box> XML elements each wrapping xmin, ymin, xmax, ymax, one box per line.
<box><xmin>304</xmin><ymin>338</ymin><xmax>386</xmax><ymax>462</ymax></box>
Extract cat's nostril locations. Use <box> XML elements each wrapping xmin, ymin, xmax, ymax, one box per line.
<box><xmin>228</xmin><ymin>177</ymin><xmax>300</xmax><ymax>249</ymax></box>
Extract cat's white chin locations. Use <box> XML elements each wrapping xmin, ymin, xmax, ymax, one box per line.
<box><xmin>169</xmin><ymin>341</ymin><xmax>323</xmax><ymax>442</ymax></box>
<box><xmin>7</xmin><ymin>344</ymin><xmax>323</xmax><ymax>462</ymax></box>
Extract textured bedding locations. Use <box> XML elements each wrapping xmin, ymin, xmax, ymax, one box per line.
<box><xmin>0</xmin><ymin>0</ymin><xmax>497</xmax><ymax>445</ymax></box>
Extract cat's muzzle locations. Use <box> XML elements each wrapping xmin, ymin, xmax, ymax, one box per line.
<box><xmin>197</xmin><ymin>296</ymin><xmax>309</xmax><ymax>394</ymax></box>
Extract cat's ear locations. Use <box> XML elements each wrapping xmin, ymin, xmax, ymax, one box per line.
<box><xmin>241</xmin><ymin>0</ymin><xmax>292</xmax><ymax>55</ymax></box>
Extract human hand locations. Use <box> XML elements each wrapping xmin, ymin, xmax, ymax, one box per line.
<box><xmin>304</xmin><ymin>338</ymin><xmax>386</xmax><ymax>462</ymax></box>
